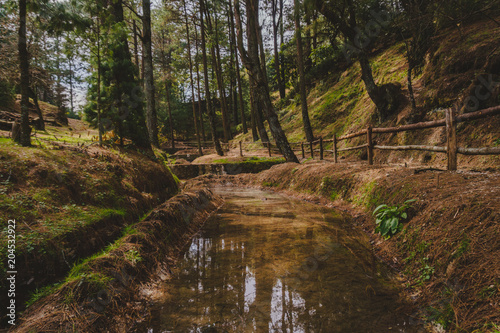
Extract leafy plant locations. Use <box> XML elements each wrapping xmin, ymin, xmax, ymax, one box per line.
<box><xmin>418</xmin><ymin>257</ymin><xmax>435</xmax><ymax>284</ymax></box>
<box><xmin>373</xmin><ymin>199</ymin><xmax>416</xmax><ymax>238</ymax></box>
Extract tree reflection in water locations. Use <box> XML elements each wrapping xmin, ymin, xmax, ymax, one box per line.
<box><xmin>145</xmin><ymin>187</ymin><xmax>423</xmax><ymax>333</ymax></box>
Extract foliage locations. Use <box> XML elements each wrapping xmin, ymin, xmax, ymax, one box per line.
<box><xmin>373</xmin><ymin>199</ymin><xmax>416</xmax><ymax>238</ymax></box>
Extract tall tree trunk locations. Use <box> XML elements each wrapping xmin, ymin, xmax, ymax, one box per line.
<box><xmin>227</xmin><ymin>12</ymin><xmax>238</xmax><ymax>126</ymax></box>
<box><xmin>272</xmin><ymin>0</ymin><xmax>285</xmax><ymax>99</ymax></box>
<box><xmin>183</xmin><ymin>0</ymin><xmax>203</xmax><ymax>155</ymax></box>
<box><xmin>165</xmin><ymin>81</ymin><xmax>175</xmax><ymax>148</ymax></box>
<box><xmin>294</xmin><ymin>0</ymin><xmax>314</xmax><ymax>142</ymax></box>
<box><xmin>133</xmin><ymin>20</ymin><xmax>139</xmax><ymax>71</ymax></box>
<box><xmin>206</xmin><ymin>10</ymin><xmax>231</xmax><ymax>142</ymax></box>
<box><xmin>30</xmin><ymin>87</ymin><xmax>44</xmax><ymax>131</ymax></box>
<box><xmin>229</xmin><ymin>0</ymin><xmax>248</xmax><ymax>133</ymax></box>
<box><xmin>194</xmin><ymin>24</ymin><xmax>207</xmax><ymax>142</ymax></box>
<box><xmin>304</xmin><ymin>10</ymin><xmax>312</xmax><ymax>71</ymax></box>
<box><xmin>248</xmin><ymin>80</ymin><xmax>259</xmax><ymax>141</ymax></box>
<box><xmin>69</xmin><ymin>60</ymin><xmax>74</xmax><ymax>115</ymax></box>
<box><xmin>111</xmin><ymin>0</ymin><xmax>151</xmax><ymax>148</ymax></box>
<box><xmin>200</xmin><ymin>0</ymin><xmax>223</xmax><ymax>156</ymax></box>
<box><xmin>248</xmin><ymin>1</ymin><xmax>269</xmax><ymax>144</ymax></box>
<box><xmin>97</xmin><ymin>20</ymin><xmax>103</xmax><ymax>146</ymax></box>
<box><xmin>18</xmin><ymin>0</ymin><xmax>31</xmax><ymax>146</ymax></box>
<box><xmin>235</xmin><ymin>0</ymin><xmax>298</xmax><ymax>163</ymax></box>
<box><xmin>279</xmin><ymin>0</ymin><xmax>286</xmax><ymax>95</ymax></box>
<box><xmin>249</xmin><ymin>76</ymin><xmax>269</xmax><ymax>143</ymax></box>
<box><xmin>142</xmin><ymin>0</ymin><xmax>159</xmax><ymax>146</ymax></box>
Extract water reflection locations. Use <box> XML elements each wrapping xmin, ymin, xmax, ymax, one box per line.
<box><xmin>142</xmin><ymin>187</ymin><xmax>422</xmax><ymax>333</ymax></box>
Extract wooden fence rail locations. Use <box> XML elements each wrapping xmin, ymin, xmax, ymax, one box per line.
<box><xmin>178</xmin><ymin>105</ymin><xmax>499</xmax><ymax>171</ymax></box>
<box><xmin>302</xmin><ymin>105</ymin><xmax>500</xmax><ymax>170</ymax></box>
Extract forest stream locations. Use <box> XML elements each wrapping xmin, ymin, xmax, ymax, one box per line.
<box><xmin>138</xmin><ymin>187</ymin><xmax>425</xmax><ymax>333</ymax></box>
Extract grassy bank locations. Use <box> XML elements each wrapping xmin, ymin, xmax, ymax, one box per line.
<box><xmin>12</xmin><ymin>186</ymin><xmax>223</xmax><ymax>333</ymax></box>
<box><xmin>0</xmin><ymin>139</ymin><xmax>179</xmax><ymax>323</ymax></box>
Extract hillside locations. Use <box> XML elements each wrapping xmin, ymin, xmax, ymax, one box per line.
<box><xmin>234</xmin><ymin>17</ymin><xmax>500</xmax><ymax>170</ymax></box>
<box><xmin>0</xmin><ymin>120</ymin><xmax>180</xmax><ymax>326</ymax></box>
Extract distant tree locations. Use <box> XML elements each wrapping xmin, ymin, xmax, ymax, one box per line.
<box><xmin>234</xmin><ymin>0</ymin><xmax>298</xmax><ymax>163</ymax></box>
<box><xmin>18</xmin><ymin>0</ymin><xmax>31</xmax><ymax>146</ymax></box>
<box><xmin>398</xmin><ymin>0</ymin><xmax>434</xmax><ymax>122</ymax></box>
<box><xmin>183</xmin><ymin>0</ymin><xmax>203</xmax><ymax>155</ymax></box>
<box><xmin>200</xmin><ymin>0</ymin><xmax>224</xmax><ymax>155</ymax></box>
<box><xmin>294</xmin><ymin>0</ymin><xmax>314</xmax><ymax>142</ymax></box>
<box><xmin>142</xmin><ymin>0</ymin><xmax>159</xmax><ymax>147</ymax></box>
<box><xmin>314</xmin><ymin>0</ymin><xmax>402</xmax><ymax>122</ymax></box>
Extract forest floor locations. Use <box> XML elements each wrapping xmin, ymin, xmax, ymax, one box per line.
<box><xmin>187</xmin><ymin>161</ymin><xmax>500</xmax><ymax>332</ymax></box>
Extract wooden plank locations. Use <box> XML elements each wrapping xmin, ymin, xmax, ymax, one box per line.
<box><xmin>319</xmin><ymin>137</ymin><xmax>324</xmax><ymax>160</ymax></box>
<box><xmin>374</xmin><ymin>145</ymin><xmax>447</xmax><ymax>153</ymax></box>
<box><xmin>446</xmin><ymin>108</ymin><xmax>457</xmax><ymax>171</ymax></box>
<box><xmin>333</xmin><ymin>135</ymin><xmax>338</xmax><ymax>163</ymax></box>
<box><xmin>456</xmin><ymin>105</ymin><xmax>500</xmax><ymax>123</ymax></box>
<box><xmin>373</xmin><ymin>119</ymin><xmax>446</xmax><ymax>134</ymax></box>
<box><xmin>458</xmin><ymin>147</ymin><xmax>500</xmax><ymax>155</ymax></box>
<box><xmin>338</xmin><ymin>144</ymin><xmax>368</xmax><ymax>152</ymax></box>
<box><xmin>338</xmin><ymin>130</ymin><xmax>367</xmax><ymax>141</ymax></box>
<box><xmin>367</xmin><ymin>126</ymin><xmax>373</xmax><ymax>165</ymax></box>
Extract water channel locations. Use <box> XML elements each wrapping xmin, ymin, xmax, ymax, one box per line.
<box><xmin>140</xmin><ymin>187</ymin><xmax>423</xmax><ymax>332</ymax></box>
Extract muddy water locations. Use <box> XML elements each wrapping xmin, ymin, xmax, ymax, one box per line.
<box><xmin>141</xmin><ymin>187</ymin><xmax>422</xmax><ymax>333</ymax></box>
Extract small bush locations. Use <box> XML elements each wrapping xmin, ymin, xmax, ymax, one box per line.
<box><xmin>373</xmin><ymin>199</ymin><xmax>416</xmax><ymax>238</ymax></box>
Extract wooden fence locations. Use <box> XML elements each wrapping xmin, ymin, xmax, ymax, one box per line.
<box><xmin>299</xmin><ymin>105</ymin><xmax>500</xmax><ymax>171</ymax></box>
<box><xmin>179</xmin><ymin>105</ymin><xmax>500</xmax><ymax>171</ymax></box>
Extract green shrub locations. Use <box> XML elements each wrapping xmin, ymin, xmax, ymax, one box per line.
<box><xmin>373</xmin><ymin>199</ymin><xmax>416</xmax><ymax>238</ymax></box>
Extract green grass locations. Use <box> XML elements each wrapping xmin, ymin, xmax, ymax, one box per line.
<box><xmin>212</xmin><ymin>156</ymin><xmax>285</xmax><ymax>164</ymax></box>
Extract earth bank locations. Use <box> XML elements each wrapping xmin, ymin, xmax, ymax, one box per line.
<box><xmin>11</xmin><ymin>185</ymin><xmax>223</xmax><ymax>333</ymax></box>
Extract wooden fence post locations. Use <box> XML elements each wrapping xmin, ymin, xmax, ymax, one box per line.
<box><xmin>301</xmin><ymin>142</ymin><xmax>305</xmax><ymax>159</ymax></box>
<box><xmin>333</xmin><ymin>135</ymin><xmax>338</xmax><ymax>163</ymax></box>
<box><xmin>310</xmin><ymin>141</ymin><xmax>314</xmax><ymax>159</ymax></box>
<box><xmin>446</xmin><ymin>108</ymin><xmax>457</xmax><ymax>171</ymax></box>
<box><xmin>319</xmin><ymin>137</ymin><xmax>324</xmax><ymax>160</ymax></box>
<box><xmin>367</xmin><ymin>126</ymin><xmax>373</xmax><ymax>165</ymax></box>
<box><xmin>239</xmin><ymin>141</ymin><xmax>243</xmax><ymax>157</ymax></box>
<box><xmin>267</xmin><ymin>142</ymin><xmax>272</xmax><ymax>157</ymax></box>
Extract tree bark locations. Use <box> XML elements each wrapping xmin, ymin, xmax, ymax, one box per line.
<box><xmin>133</xmin><ymin>20</ymin><xmax>139</xmax><ymax>71</ymax></box>
<box><xmin>279</xmin><ymin>0</ymin><xmax>286</xmax><ymax>96</ymax></box>
<box><xmin>30</xmin><ymin>87</ymin><xmax>44</xmax><ymax>130</ymax></box>
<box><xmin>165</xmin><ymin>81</ymin><xmax>175</xmax><ymax>148</ymax></box>
<box><xmin>194</xmin><ymin>24</ymin><xmax>207</xmax><ymax>142</ymax></box>
<box><xmin>227</xmin><ymin>11</ymin><xmax>238</xmax><ymax>126</ymax></box>
<box><xmin>200</xmin><ymin>0</ymin><xmax>224</xmax><ymax>156</ymax></box>
<box><xmin>207</xmin><ymin>10</ymin><xmax>231</xmax><ymax>142</ymax></box>
<box><xmin>235</xmin><ymin>0</ymin><xmax>298</xmax><ymax>163</ymax></box>
<box><xmin>18</xmin><ymin>0</ymin><xmax>31</xmax><ymax>146</ymax></box>
<box><xmin>97</xmin><ymin>20</ymin><xmax>103</xmax><ymax>146</ymax></box>
<box><xmin>183</xmin><ymin>0</ymin><xmax>203</xmax><ymax>155</ymax></box>
<box><xmin>229</xmin><ymin>0</ymin><xmax>248</xmax><ymax>133</ymax></box>
<box><xmin>271</xmin><ymin>0</ymin><xmax>285</xmax><ymax>99</ymax></box>
<box><xmin>249</xmin><ymin>75</ymin><xmax>270</xmax><ymax>143</ymax></box>
<box><xmin>142</xmin><ymin>0</ymin><xmax>159</xmax><ymax>147</ymax></box>
<box><xmin>248</xmin><ymin>81</ymin><xmax>259</xmax><ymax>141</ymax></box>
<box><xmin>294</xmin><ymin>0</ymin><xmax>314</xmax><ymax>142</ymax></box>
